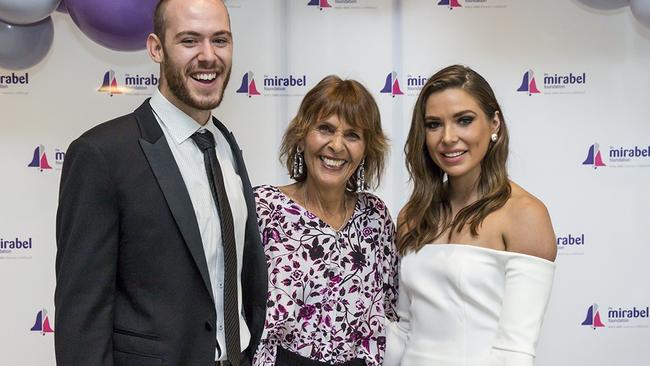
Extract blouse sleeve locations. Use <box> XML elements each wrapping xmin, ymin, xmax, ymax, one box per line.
<box><xmin>382</xmin><ymin>210</ymin><xmax>399</xmax><ymax>323</ymax></box>
<box><xmin>383</xmin><ymin>263</ymin><xmax>410</xmax><ymax>366</ymax></box>
<box><xmin>485</xmin><ymin>255</ymin><xmax>555</xmax><ymax>366</ymax></box>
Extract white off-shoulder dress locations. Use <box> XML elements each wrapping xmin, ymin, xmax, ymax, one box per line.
<box><xmin>384</xmin><ymin>244</ymin><xmax>555</xmax><ymax>366</ymax></box>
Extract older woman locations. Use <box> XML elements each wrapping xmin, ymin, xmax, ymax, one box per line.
<box><xmin>385</xmin><ymin>65</ymin><xmax>557</xmax><ymax>366</ymax></box>
<box><xmin>253</xmin><ymin>75</ymin><xmax>398</xmax><ymax>366</ymax></box>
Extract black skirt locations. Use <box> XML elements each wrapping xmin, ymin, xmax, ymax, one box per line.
<box><xmin>274</xmin><ymin>346</ymin><xmax>366</xmax><ymax>366</ymax></box>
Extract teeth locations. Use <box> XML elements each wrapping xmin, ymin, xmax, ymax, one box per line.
<box><xmin>193</xmin><ymin>73</ymin><xmax>216</xmax><ymax>81</ymax></box>
<box><xmin>443</xmin><ymin>151</ymin><xmax>464</xmax><ymax>158</ymax></box>
<box><xmin>321</xmin><ymin>156</ymin><xmax>346</xmax><ymax>167</ymax></box>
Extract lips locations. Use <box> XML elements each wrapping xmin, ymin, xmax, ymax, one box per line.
<box><xmin>442</xmin><ymin>151</ymin><xmax>465</xmax><ymax>158</ymax></box>
<box><xmin>190</xmin><ymin>72</ymin><xmax>217</xmax><ymax>83</ymax></box>
<box><xmin>439</xmin><ymin>150</ymin><xmax>467</xmax><ymax>163</ymax></box>
<box><xmin>320</xmin><ymin>156</ymin><xmax>347</xmax><ymax>169</ymax></box>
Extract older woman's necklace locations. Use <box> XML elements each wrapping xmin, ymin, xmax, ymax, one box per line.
<box><xmin>303</xmin><ymin>188</ymin><xmax>350</xmax><ymax>231</ymax></box>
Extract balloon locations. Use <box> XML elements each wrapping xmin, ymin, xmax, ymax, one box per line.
<box><xmin>56</xmin><ymin>0</ymin><xmax>67</xmax><ymax>13</ymax></box>
<box><xmin>576</xmin><ymin>0</ymin><xmax>629</xmax><ymax>10</ymax></box>
<box><xmin>0</xmin><ymin>17</ymin><xmax>53</xmax><ymax>70</ymax></box>
<box><xmin>0</xmin><ymin>0</ymin><xmax>60</xmax><ymax>25</ymax></box>
<box><xmin>65</xmin><ymin>0</ymin><xmax>158</xmax><ymax>52</ymax></box>
<box><xmin>631</xmin><ymin>0</ymin><xmax>650</xmax><ymax>27</ymax></box>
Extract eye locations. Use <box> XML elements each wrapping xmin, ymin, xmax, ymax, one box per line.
<box><xmin>316</xmin><ymin>124</ymin><xmax>334</xmax><ymax>134</ymax></box>
<box><xmin>424</xmin><ymin>120</ymin><xmax>441</xmax><ymax>130</ymax></box>
<box><xmin>212</xmin><ymin>37</ymin><xmax>230</xmax><ymax>47</ymax></box>
<box><xmin>345</xmin><ymin>131</ymin><xmax>361</xmax><ymax>141</ymax></box>
<box><xmin>181</xmin><ymin>38</ymin><xmax>197</xmax><ymax>46</ymax></box>
<box><xmin>458</xmin><ymin>116</ymin><xmax>474</xmax><ymax>126</ymax></box>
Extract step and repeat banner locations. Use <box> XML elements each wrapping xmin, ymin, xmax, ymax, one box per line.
<box><xmin>1</xmin><ymin>0</ymin><xmax>649</xmax><ymax>365</ymax></box>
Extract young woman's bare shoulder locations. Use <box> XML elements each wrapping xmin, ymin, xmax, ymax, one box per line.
<box><xmin>502</xmin><ymin>182</ymin><xmax>557</xmax><ymax>262</ymax></box>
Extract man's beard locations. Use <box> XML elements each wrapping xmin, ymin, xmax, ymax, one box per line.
<box><xmin>162</xmin><ymin>55</ymin><xmax>231</xmax><ymax>111</ymax></box>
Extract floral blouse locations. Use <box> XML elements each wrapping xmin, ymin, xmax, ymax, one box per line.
<box><xmin>252</xmin><ymin>185</ymin><xmax>398</xmax><ymax>366</ymax></box>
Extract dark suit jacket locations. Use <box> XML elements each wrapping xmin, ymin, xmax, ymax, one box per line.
<box><xmin>55</xmin><ymin>100</ymin><xmax>267</xmax><ymax>366</ymax></box>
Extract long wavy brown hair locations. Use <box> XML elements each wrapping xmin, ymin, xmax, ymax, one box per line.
<box><xmin>397</xmin><ymin>65</ymin><xmax>511</xmax><ymax>254</ymax></box>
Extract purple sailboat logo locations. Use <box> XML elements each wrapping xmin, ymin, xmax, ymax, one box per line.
<box><xmin>517</xmin><ymin>69</ymin><xmax>541</xmax><ymax>96</ymax></box>
<box><xmin>236</xmin><ymin>71</ymin><xmax>261</xmax><ymax>97</ymax></box>
<box><xmin>31</xmin><ymin>309</ymin><xmax>54</xmax><ymax>335</ymax></box>
<box><xmin>98</xmin><ymin>70</ymin><xmax>122</xmax><ymax>96</ymax></box>
<box><xmin>438</xmin><ymin>0</ymin><xmax>462</xmax><ymax>9</ymax></box>
<box><xmin>380</xmin><ymin>72</ymin><xmax>404</xmax><ymax>97</ymax></box>
<box><xmin>27</xmin><ymin>145</ymin><xmax>52</xmax><ymax>171</ymax></box>
<box><xmin>582</xmin><ymin>143</ymin><xmax>606</xmax><ymax>169</ymax></box>
<box><xmin>581</xmin><ymin>304</ymin><xmax>605</xmax><ymax>329</ymax></box>
<box><xmin>307</xmin><ymin>0</ymin><xmax>331</xmax><ymax>10</ymax></box>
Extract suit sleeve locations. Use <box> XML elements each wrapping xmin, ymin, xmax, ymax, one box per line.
<box><xmin>55</xmin><ymin>137</ymin><xmax>119</xmax><ymax>366</ymax></box>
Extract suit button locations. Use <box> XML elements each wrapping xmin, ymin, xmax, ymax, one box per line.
<box><xmin>205</xmin><ymin>321</ymin><xmax>214</xmax><ymax>331</ymax></box>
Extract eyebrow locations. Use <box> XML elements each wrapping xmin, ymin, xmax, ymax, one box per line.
<box><xmin>425</xmin><ymin>109</ymin><xmax>476</xmax><ymax>120</ymax></box>
<box><xmin>174</xmin><ymin>30</ymin><xmax>233</xmax><ymax>39</ymax></box>
<box><xmin>453</xmin><ymin>110</ymin><xmax>476</xmax><ymax>117</ymax></box>
<box><xmin>317</xmin><ymin>120</ymin><xmax>360</xmax><ymax>132</ymax></box>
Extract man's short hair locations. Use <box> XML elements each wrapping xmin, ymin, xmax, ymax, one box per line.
<box><xmin>153</xmin><ymin>0</ymin><xmax>170</xmax><ymax>43</ymax></box>
<box><xmin>153</xmin><ymin>0</ymin><xmax>226</xmax><ymax>43</ymax></box>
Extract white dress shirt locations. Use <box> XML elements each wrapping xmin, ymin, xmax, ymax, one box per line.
<box><xmin>150</xmin><ymin>89</ymin><xmax>250</xmax><ymax>361</ymax></box>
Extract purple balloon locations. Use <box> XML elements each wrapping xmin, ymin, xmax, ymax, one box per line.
<box><xmin>65</xmin><ymin>0</ymin><xmax>158</xmax><ymax>51</ymax></box>
<box><xmin>56</xmin><ymin>1</ymin><xmax>67</xmax><ymax>13</ymax></box>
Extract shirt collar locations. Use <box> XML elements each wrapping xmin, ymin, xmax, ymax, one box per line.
<box><xmin>150</xmin><ymin>88</ymin><xmax>214</xmax><ymax>144</ymax></box>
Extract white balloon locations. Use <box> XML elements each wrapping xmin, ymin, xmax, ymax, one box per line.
<box><xmin>630</xmin><ymin>0</ymin><xmax>650</xmax><ymax>27</ymax></box>
<box><xmin>577</xmin><ymin>0</ymin><xmax>629</xmax><ymax>10</ymax></box>
<box><xmin>0</xmin><ymin>0</ymin><xmax>60</xmax><ymax>25</ymax></box>
<box><xmin>0</xmin><ymin>17</ymin><xmax>53</xmax><ymax>70</ymax></box>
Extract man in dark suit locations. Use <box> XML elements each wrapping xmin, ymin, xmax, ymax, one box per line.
<box><xmin>54</xmin><ymin>0</ymin><xmax>267</xmax><ymax>365</ymax></box>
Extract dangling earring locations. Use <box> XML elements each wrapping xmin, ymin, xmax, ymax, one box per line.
<box><xmin>490</xmin><ymin>133</ymin><xmax>498</xmax><ymax>142</ymax></box>
<box><xmin>292</xmin><ymin>147</ymin><xmax>304</xmax><ymax>179</ymax></box>
<box><xmin>356</xmin><ymin>159</ymin><xmax>365</xmax><ymax>192</ymax></box>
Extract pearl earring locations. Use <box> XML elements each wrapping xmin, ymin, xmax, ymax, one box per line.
<box><xmin>490</xmin><ymin>133</ymin><xmax>498</xmax><ymax>142</ymax></box>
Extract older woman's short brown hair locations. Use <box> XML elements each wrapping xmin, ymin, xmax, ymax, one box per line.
<box><xmin>280</xmin><ymin>75</ymin><xmax>388</xmax><ymax>191</ymax></box>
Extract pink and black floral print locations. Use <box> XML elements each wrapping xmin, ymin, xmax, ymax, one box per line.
<box><xmin>252</xmin><ymin>185</ymin><xmax>398</xmax><ymax>366</ymax></box>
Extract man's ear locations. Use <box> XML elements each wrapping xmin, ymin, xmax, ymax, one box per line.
<box><xmin>147</xmin><ymin>33</ymin><xmax>164</xmax><ymax>64</ymax></box>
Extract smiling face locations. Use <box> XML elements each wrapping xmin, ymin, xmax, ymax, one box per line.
<box><xmin>424</xmin><ymin>88</ymin><xmax>500</xmax><ymax>183</ymax></box>
<box><xmin>147</xmin><ymin>0</ymin><xmax>232</xmax><ymax>121</ymax></box>
<box><xmin>301</xmin><ymin>114</ymin><xmax>366</xmax><ymax>192</ymax></box>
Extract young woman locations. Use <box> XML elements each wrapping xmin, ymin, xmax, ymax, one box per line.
<box><xmin>385</xmin><ymin>65</ymin><xmax>556</xmax><ymax>366</ymax></box>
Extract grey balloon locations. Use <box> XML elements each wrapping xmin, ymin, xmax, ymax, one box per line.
<box><xmin>0</xmin><ymin>0</ymin><xmax>59</xmax><ymax>25</ymax></box>
<box><xmin>631</xmin><ymin>0</ymin><xmax>650</xmax><ymax>28</ymax></box>
<box><xmin>577</xmin><ymin>0</ymin><xmax>629</xmax><ymax>10</ymax></box>
<box><xmin>0</xmin><ymin>17</ymin><xmax>53</xmax><ymax>70</ymax></box>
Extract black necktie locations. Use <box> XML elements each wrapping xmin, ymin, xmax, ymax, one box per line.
<box><xmin>191</xmin><ymin>130</ymin><xmax>241</xmax><ymax>366</ymax></box>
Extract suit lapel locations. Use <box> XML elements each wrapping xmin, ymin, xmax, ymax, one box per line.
<box><xmin>135</xmin><ymin>100</ymin><xmax>215</xmax><ymax>303</ymax></box>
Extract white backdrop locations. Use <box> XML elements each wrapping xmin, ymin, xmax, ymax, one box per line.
<box><xmin>1</xmin><ymin>0</ymin><xmax>649</xmax><ymax>365</ymax></box>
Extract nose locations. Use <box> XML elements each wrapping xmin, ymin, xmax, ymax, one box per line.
<box><xmin>196</xmin><ymin>40</ymin><xmax>216</xmax><ymax>64</ymax></box>
<box><xmin>442</xmin><ymin>125</ymin><xmax>458</xmax><ymax>145</ymax></box>
<box><xmin>328</xmin><ymin>132</ymin><xmax>344</xmax><ymax>152</ymax></box>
